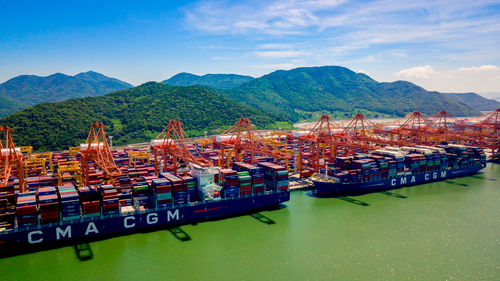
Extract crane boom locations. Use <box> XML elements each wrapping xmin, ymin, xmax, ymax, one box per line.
<box><xmin>151</xmin><ymin>120</ymin><xmax>212</xmax><ymax>175</ymax></box>
<box><xmin>0</xmin><ymin>126</ymin><xmax>25</xmax><ymax>192</ymax></box>
<box><xmin>80</xmin><ymin>122</ymin><xmax>121</xmax><ymax>186</ymax></box>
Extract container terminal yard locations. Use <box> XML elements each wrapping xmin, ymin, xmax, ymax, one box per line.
<box><xmin>0</xmin><ymin>109</ymin><xmax>498</xmax><ymax>255</ymax></box>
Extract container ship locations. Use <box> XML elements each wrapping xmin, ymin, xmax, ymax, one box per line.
<box><xmin>311</xmin><ymin>144</ymin><xmax>487</xmax><ymax>196</ymax></box>
<box><xmin>0</xmin><ymin>160</ymin><xmax>290</xmax><ymax>252</ymax></box>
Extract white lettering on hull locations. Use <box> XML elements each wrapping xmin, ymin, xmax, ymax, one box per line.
<box><xmin>56</xmin><ymin>226</ymin><xmax>71</xmax><ymax>240</ymax></box>
<box><xmin>28</xmin><ymin>230</ymin><xmax>43</xmax><ymax>244</ymax></box>
<box><xmin>167</xmin><ymin>210</ymin><xmax>179</xmax><ymax>221</ymax></box>
<box><xmin>23</xmin><ymin>209</ymin><xmax>183</xmax><ymax>244</ymax></box>
<box><xmin>85</xmin><ymin>222</ymin><xmax>99</xmax><ymax>235</ymax></box>
<box><xmin>124</xmin><ymin>216</ymin><xmax>135</xmax><ymax>228</ymax></box>
<box><xmin>400</xmin><ymin>177</ymin><xmax>407</xmax><ymax>185</ymax></box>
<box><xmin>147</xmin><ymin>213</ymin><xmax>158</xmax><ymax>224</ymax></box>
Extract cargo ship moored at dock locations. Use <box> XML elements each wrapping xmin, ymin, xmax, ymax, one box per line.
<box><xmin>311</xmin><ymin>144</ymin><xmax>487</xmax><ymax>196</ymax></box>
<box><xmin>0</xmin><ymin>191</ymin><xmax>289</xmax><ymax>251</ymax></box>
<box><xmin>0</xmin><ymin>158</ymin><xmax>290</xmax><ymax>254</ymax></box>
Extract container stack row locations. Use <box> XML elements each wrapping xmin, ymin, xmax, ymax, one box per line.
<box><xmin>159</xmin><ymin>172</ymin><xmax>188</xmax><ymax>206</ymax></box>
<box><xmin>219</xmin><ymin>169</ymin><xmax>239</xmax><ymax>198</ymax></box>
<box><xmin>237</xmin><ymin>171</ymin><xmax>252</xmax><ymax>196</ymax></box>
<box><xmin>150</xmin><ymin>178</ymin><xmax>172</xmax><ymax>208</ymax></box>
<box><xmin>232</xmin><ymin>162</ymin><xmax>266</xmax><ymax>194</ymax></box>
<box><xmin>15</xmin><ymin>192</ymin><xmax>37</xmax><ymax>227</ymax></box>
<box><xmin>58</xmin><ymin>184</ymin><xmax>80</xmax><ymax>221</ymax></box>
<box><xmin>132</xmin><ymin>181</ymin><xmax>149</xmax><ymax>209</ymax></box>
<box><xmin>440</xmin><ymin>145</ymin><xmax>486</xmax><ymax>167</ymax></box>
<box><xmin>79</xmin><ymin>186</ymin><xmax>101</xmax><ymax>218</ymax></box>
<box><xmin>257</xmin><ymin>162</ymin><xmax>289</xmax><ymax>192</ymax></box>
<box><xmin>38</xmin><ymin>187</ymin><xmax>59</xmax><ymax>224</ymax></box>
<box><xmin>182</xmin><ymin>176</ymin><xmax>197</xmax><ymax>203</ymax></box>
<box><xmin>99</xmin><ymin>185</ymin><xmax>119</xmax><ymax>215</ymax></box>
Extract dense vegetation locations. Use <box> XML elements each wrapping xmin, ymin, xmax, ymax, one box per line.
<box><xmin>442</xmin><ymin>92</ymin><xmax>500</xmax><ymax>111</ymax></box>
<box><xmin>226</xmin><ymin>66</ymin><xmax>480</xmax><ymax>122</ymax></box>
<box><xmin>0</xmin><ymin>82</ymin><xmax>288</xmax><ymax>151</ymax></box>
<box><xmin>0</xmin><ymin>71</ymin><xmax>132</xmax><ymax>117</ymax></box>
<box><xmin>163</xmin><ymin>73</ymin><xmax>254</xmax><ymax>90</ymax></box>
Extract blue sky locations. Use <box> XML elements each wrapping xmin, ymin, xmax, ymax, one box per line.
<box><xmin>1</xmin><ymin>0</ymin><xmax>500</xmax><ymax>95</ymax></box>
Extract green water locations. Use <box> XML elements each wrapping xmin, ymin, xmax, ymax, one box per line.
<box><xmin>1</xmin><ymin>164</ymin><xmax>499</xmax><ymax>281</ymax></box>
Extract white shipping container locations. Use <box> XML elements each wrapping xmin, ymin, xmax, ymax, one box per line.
<box><xmin>382</xmin><ymin>125</ymin><xmax>400</xmax><ymax>132</ymax></box>
<box><xmin>79</xmin><ymin>142</ymin><xmax>104</xmax><ymax>151</ymax></box>
<box><xmin>216</xmin><ymin>135</ymin><xmax>237</xmax><ymax>143</ymax></box>
<box><xmin>415</xmin><ymin>145</ymin><xmax>446</xmax><ymax>154</ymax></box>
<box><xmin>292</xmin><ymin>131</ymin><xmax>310</xmax><ymax>137</ymax></box>
<box><xmin>0</xmin><ymin>147</ymin><xmax>21</xmax><ymax>156</ymax></box>
<box><xmin>150</xmin><ymin>139</ymin><xmax>174</xmax><ymax>148</ymax></box>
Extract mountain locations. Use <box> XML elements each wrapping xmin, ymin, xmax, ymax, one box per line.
<box><xmin>0</xmin><ymin>71</ymin><xmax>133</xmax><ymax>117</ymax></box>
<box><xmin>0</xmin><ymin>95</ymin><xmax>25</xmax><ymax>117</ymax></box>
<box><xmin>0</xmin><ymin>82</ymin><xmax>286</xmax><ymax>151</ymax></box>
<box><xmin>163</xmin><ymin>73</ymin><xmax>254</xmax><ymax>90</ymax></box>
<box><xmin>226</xmin><ymin>66</ymin><xmax>480</xmax><ymax>122</ymax></box>
<box><xmin>442</xmin><ymin>92</ymin><xmax>500</xmax><ymax>111</ymax></box>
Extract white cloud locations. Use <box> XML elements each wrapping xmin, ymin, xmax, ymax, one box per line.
<box><xmin>184</xmin><ymin>0</ymin><xmax>500</xmax><ymax>62</ymax></box>
<box><xmin>251</xmin><ymin>63</ymin><xmax>300</xmax><ymax>69</ymax></box>
<box><xmin>457</xmin><ymin>65</ymin><xmax>500</xmax><ymax>72</ymax></box>
<box><xmin>257</xmin><ymin>43</ymin><xmax>296</xmax><ymax>49</ymax></box>
<box><xmin>254</xmin><ymin>50</ymin><xmax>307</xmax><ymax>58</ymax></box>
<box><xmin>392</xmin><ymin>52</ymin><xmax>407</xmax><ymax>58</ymax></box>
<box><xmin>391</xmin><ymin>65</ymin><xmax>500</xmax><ymax>93</ymax></box>
<box><xmin>393</xmin><ymin>65</ymin><xmax>437</xmax><ymax>79</ymax></box>
<box><xmin>184</xmin><ymin>0</ymin><xmax>348</xmax><ymax>35</ymax></box>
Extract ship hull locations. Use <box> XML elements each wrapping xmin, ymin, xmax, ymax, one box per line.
<box><xmin>312</xmin><ymin>165</ymin><xmax>485</xmax><ymax>196</ymax></box>
<box><xmin>0</xmin><ymin>191</ymin><xmax>289</xmax><ymax>253</ymax></box>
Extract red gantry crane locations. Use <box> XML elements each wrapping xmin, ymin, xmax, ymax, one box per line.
<box><xmin>151</xmin><ymin>120</ymin><xmax>212</xmax><ymax>175</ymax></box>
<box><xmin>214</xmin><ymin>118</ymin><xmax>291</xmax><ymax>169</ymax></box>
<box><xmin>0</xmin><ymin>126</ymin><xmax>24</xmax><ymax>192</ymax></box>
<box><xmin>80</xmin><ymin>122</ymin><xmax>122</xmax><ymax>186</ymax></box>
<box><xmin>293</xmin><ymin>115</ymin><xmax>340</xmax><ymax>177</ymax></box>
<box><xmin>336</xmin><ymin>113</ymin><xmax>395</xmax><ymax>151</ymax></box>
<box><xmin>372</xmin><ymin>111</ymin><xmax>427</xmax><ymax>144</ymax></box>
<box><xmin>454</xmin><ymin>109</ymin><xmax>500</xmax><ymax>158</ymax></box>
<box><xmin>294</xmin><ymin>114</ymin><xmax>382</xmax><ymax>178</ymax></box>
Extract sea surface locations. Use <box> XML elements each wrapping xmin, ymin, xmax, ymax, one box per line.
<box><xmin>1</xmin><ymin>164</ymin><xmax>499</xmax><ymax>280</ymax></box>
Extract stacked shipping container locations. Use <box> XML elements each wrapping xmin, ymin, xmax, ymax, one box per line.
<box><xmin>58</xmin><ymin>184</ymin><xmax>81</xmax><ymax>221</ymax></box>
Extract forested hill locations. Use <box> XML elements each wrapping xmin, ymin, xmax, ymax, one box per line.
<box><xmin>163</xmin><ymin>73</ymin><xmax>254</xmax><ymax>90</ymax></box>
<box><xmin>0</xmin><ymin>82</ymin><xmax>285</xmax><ymax>151</ymax></box>
<box><xmin>0</xmin><ymin>71</ymin><xmax>133</xmax><ymax>117</ymax></box>
<box><xmin>442</xmin><ymin>92</ymin><xmax>500</xmax><ymax>111</ymax></box>
<box><xmin>226</xmin><ymin>66</ymin><xmax>480</xmax><ymax>122</ymax></box>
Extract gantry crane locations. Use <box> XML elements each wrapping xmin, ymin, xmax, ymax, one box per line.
<box><xmin>128</xmin><ymin>150</ymin><xmax>150</xmax><ymax>168</ymax></box>
<box><xmin>335</xmin><ymin>113</ymin><xmax>402</xmax><ymax>152</ymax></box>
<box><xmin>214</xmin><ymin>118</ymin><xmax>291</xmax><ymax>169</ymax></box>
<box><xmin>292</xmin><ymin>115</ymin><xmax>340</xmax><ymax>177</ymax></box>
<box><xmin>0</xmin><ymin>126</ymin><xmax>25</xmax><ymax>192</ymax></box>
<box><xmin>454</xmin><ymin>109</ymin><xmax>500</xmax><ymax>158</ymax></box>
<box><xmin>80</xmin><ymin>122</ymin><xmax>121</xmax><ymax>186</ymax></box>
<box><xmin>478</xmin><ymin>109</ymin><xmax>500</xmax><ymax>157</ymax></box>
<box><xmin>372</xmin><ymin>111</ymin><xmax>428</xmax><ymax>144</ymax></box>
<box><xmin>58</xmin><ymin>161</ymin><xmax>82</xmax><ymax>186</ymax></box>
<box><xmin>151</xmin><ymin>120</ymin><xmax>212</xmax><ymax>175</ymax></box>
